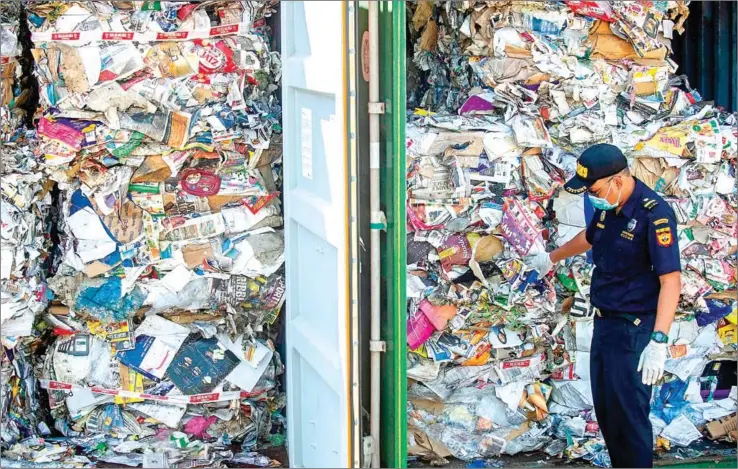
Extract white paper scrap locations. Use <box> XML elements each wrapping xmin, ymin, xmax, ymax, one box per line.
<box><xmin>219</xmin><ymin>334</ymin><xmax>273</xmax><ymax>392</ymax></box>
<box><xmin>660</xmin><ymin>415</ymin><xmax>702</xmax><ymax>447</ymax></box>
<box><xmin>160</xmin><ymin>265</ymin><xmax>193</xmax><ymax>293</ymax></box>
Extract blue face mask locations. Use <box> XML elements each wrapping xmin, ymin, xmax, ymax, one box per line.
<box><xmin>589</xmin><ymin>180</ymin><xmax>621</xmax><ymax>211</ymax></box>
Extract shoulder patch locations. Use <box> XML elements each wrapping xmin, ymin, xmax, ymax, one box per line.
<box><xmin>642</xmin><ymin>198</ymin><xmax>659</xmax><ymax>211</ymax></box>
<box><xmin>655</xmin><ymin>227</ymin><xmax>673</xmax><ymax>247</ymax></box>
<box><xmin>653</xmin><ymin>218</ymin><xmax>669</xmax><ymax>226</ymax></box>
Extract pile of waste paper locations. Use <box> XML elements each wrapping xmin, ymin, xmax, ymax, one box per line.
<box><xmin>1</xmin><ymin>0</ymin><xmax>55</xmax><ymax>450</ymax></box>
<box><xmin>2</xmin><ymin>1</ymin><xmax>287</xmax><ymax>467</ymax></box>
<box><xmin>1</xmin><ymin>1</ymin><xmax>25</xmax><ymax>141</ymax></box>
<box><xmin>405</xmin><ymin>1</ymin><xmax>737</xmax><ymax>465</ymax></box>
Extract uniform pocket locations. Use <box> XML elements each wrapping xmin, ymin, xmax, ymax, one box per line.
<box><xmin>625</xmin><ymin>320</ymin><xmax>652</xmax><ymax>353</ymax></box>
<box><xmin>612</xmin><ymin>237</ymin><xmax>639</xmax><ymax>273</ymax></box>
<box><xmin>594</xmin><ymin>317</ymin><xmax>630</xmax><ymax>351</ymax></box>
<box><xmin>591</xmin><ymin>230</ymin><xmax>608</xmax><ymax>270</ymax></box>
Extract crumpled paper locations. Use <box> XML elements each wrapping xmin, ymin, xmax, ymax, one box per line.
<box><xmin>405</xmin><ymin>0</ymin><xmax>736</xmax><ymax>464</ymax></box>
<box><xmin>2</xmin><ymin>1</ymin><xmax>288</xmax><ymax>467</ymax></box>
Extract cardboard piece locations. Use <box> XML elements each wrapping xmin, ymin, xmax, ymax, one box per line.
<box><xmin>504</xmin><ymin>420</ymin><xmax>532</xmax><ymax>441</ymax></box>
<box><xmin>206</xmin><ymin>194</ymin><xmax>246</xmax><ymax>212</ymax></box>
<box><xmin>505</xmin><ymin>44</ymin><xmax>533</xmax><ymax>58</ymax></box>
<box><xmin>412</xmin><ymin>1</ymin><xmax>434</xmax><ymax>32</ymax></box>
<box><xmin>408</xmin><ymin>425</ymin><xmax>452</xmax><ymax>459</ymax></box>
<box><xmin>442</xmin><ymin>136</ymin><xmax>485</xmax><ymax>167</ymax></box>
<box><xmin>631</xmin><ymin>157</ymin><xmax>680</xmax><ymax>192</ymax></box>
<box><xmin>57</xmin><ymin>44</ymin><xmax>91</xmax><ymax>93</ymax></box>
<box><xmin>131</xmin><ymin>155</ymin><xmax>172</xmax><ymax>183</ymax></box>
<box><xmin>1</xmin><ymin>61</ymin><xmax>17</xmax><ymax>107</ymax></box>
<box><xmin>102</xmin><ymin>200</ymin><xmax>144</xmax><ymax>244</ymax></box>
<box><xmin>419</xmin><ymin>20</ymin><xmax>438</xmax><ymax>52</ymax></box>
<box><xmin>182</xmin><ymin>243</ymin><xmax>214</xmax><ymax>268</ymax></box>
<box><xmin>162</xmin><ymin>187</ymin><xmax>211</xmax><ymax>217</ymax></box>
<box><xmin>706</xmin><ymin>290</ymin><xmax>737</xmax><ymax>301</ymax></box>
<box><xmin>163</xmin><ymin>311</ymin><xmax>222</xmax><ymax>324</ymax></box>
<box><xmin>588</xmin><ymin>20</ymin><xmax>667</xmax><ymax>62</ymax></box>
<box><xmin>705</xmin><ymin>413</ymin><xmax>737</xmax><ymax>440</ymax></box>
<box><xmin>84</xmin><ymin>260</ymin><xmax>115</xmax><ymax>277</ymax></box>
<box><xmin>411</xmin><ymin>398</ymin><xmax>446</xmax><ymax>415</ymax></box>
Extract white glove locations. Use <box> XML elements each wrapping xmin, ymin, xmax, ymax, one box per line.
<box><xmin>637</xmin><ymin>340</ymin><xmax>668</xmax><ymax>385</ymax></box>
<box><xmin>527</xmin><ymin>252</ymin><xmax>554</xmax><ymax>275</ymax></box>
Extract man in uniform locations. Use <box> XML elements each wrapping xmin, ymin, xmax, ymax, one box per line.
<box><xmin>529</xmin><ymin>144</ymin><xmax>681</xmax><ymax>468</ymax></box>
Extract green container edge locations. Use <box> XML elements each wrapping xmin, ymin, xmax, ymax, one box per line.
<box><xmin>379</xmin><ymin>1</ymin><xmax>408</xmax><ymax>467</ymax></box>
<box><xmin>375</xmin><ymin>3</ymin><xmax>735</xmax><ymax>468</ymax></box>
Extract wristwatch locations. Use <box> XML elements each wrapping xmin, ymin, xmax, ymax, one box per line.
<box><xmin>651</xmin><ymin>331</ymin><xmax>669</xmax><ymax>344</ymax></box>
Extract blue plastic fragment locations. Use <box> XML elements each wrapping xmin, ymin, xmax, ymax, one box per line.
<box><xmin>73</xmin><ymin>277</ymin><xmax>145</xmax><ymax>322</ymax></box>
<box><xmin>696</xmin><ymin>299</ymin><xmax>733</xmax><ymax>326</ymax></box>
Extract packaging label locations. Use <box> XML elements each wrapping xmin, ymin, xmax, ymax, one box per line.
<box><xmin>51</xmin><ymin>32</ymin><xmax>81</xmax><ymax>41</ymax></box>
<box><xmin>156</xmin><ymin>31</ymin><xmax>189</xmax><ymax>40</ymax></box>
<box><xmin>210</xmin><ymin>24</ymin><xmax>240</xmax><ymax>36</ymax></box>
<box><xmin>102</xmin><ymin>32</ymin><xmax>134</xmax><ymax>40</ymax></box>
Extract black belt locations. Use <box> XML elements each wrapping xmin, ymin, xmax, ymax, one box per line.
<box><xmin>596</xmin><ymin>309</ymin><xmax>650</xmax><ymax>326</ymax></box>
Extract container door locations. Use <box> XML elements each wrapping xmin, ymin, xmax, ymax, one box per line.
<box><xmin>281</xmin><ymin>2</ymin><xmax>353</xmax><ymax>468</ymax></box>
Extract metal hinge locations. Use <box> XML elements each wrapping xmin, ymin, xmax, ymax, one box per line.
<box><xmin>369</xmin><ymin>340</ymin><xmax>386</xmax><ymax>352</ymax></box>
<box><xmin>362</xmin><ymin>435</ymin><xmax>376</xmax><ymax>468</ymax></box>
<box><xmin>368</xmin><ymin>102</ymin><xmax>385</xmax><ymax>114</ymax></box>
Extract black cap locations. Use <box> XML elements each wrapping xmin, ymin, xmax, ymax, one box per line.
<box><xmin>564</xmin><ymin>144</ymin><xmax>628</xmax><ymax>194</ymax></box>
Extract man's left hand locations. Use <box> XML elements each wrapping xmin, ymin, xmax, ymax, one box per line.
<box><xmin>637</xmin><ymin>340</ymin><xmax>668</xmax><ymax>385</ymax></box>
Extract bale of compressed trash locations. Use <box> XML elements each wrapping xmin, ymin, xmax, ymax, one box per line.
<box><xmin>405</xmin><ymin>1</ymin><xmax>737</xmax><ymax>464</ymax></box>
<box><xmin>2</xmin><ymin>1</ymin><xmax>287</xmax><ymax>466</ymax></box>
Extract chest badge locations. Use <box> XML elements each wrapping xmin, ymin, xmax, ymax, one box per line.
<box><xmin>600</xmin><ymin>211</ymin><xmax>606</xmax><ymax>222</ymax></box>
<box><xmin>627</xmin><ymin>219</ymin><xmax>637</xmax><ymax>232</ymax></box>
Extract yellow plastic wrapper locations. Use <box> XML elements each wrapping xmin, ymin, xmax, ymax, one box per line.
<box><xmin>637</xmin><ymin>123</ymin><xmax>690</xmax><ymax>157</ymax></box>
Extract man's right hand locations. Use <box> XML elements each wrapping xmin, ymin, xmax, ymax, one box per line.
<box><xmin>547</xmin><ymin>229</ymin><xmax>592</xmax><ymax>265</ymax></box>
<box><xmin>527</xmin><ymin>252</ymin><xmax>554</xmax><ymax>275</ymax></box>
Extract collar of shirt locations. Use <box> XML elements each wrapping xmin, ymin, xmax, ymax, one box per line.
<box><xmin>618</xmin><ymin>178</ymin><xmax>645</xmax><ymax>219</ymax></box>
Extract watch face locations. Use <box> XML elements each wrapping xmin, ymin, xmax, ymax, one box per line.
<box><xmin>652</xmin><ymin>332</ymin><xmax>668</xmax><ymax>343</ymax></box>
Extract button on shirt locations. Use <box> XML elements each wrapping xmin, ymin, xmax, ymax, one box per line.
<box><xmin>585</xmin><ymin>178</ymin><xmax>681</xmax><ymax>314</ymax></box>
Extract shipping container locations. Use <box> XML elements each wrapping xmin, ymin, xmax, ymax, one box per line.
<box><xmin>2</xmin><ymin>1</ymin><xmax>736</xmax><ymax>468</ymax></box>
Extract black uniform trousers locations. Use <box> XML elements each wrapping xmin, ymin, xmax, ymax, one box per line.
<box><xmin>591</xmin><ymin>312</ymin><xmax>656</xmax><ymax>468</ymax></box>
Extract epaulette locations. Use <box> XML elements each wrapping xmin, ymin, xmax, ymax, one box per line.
<box><xmin>642</xmin><ymin>197</ymin><xmax>659</xmax><ymax>211</ymax></box>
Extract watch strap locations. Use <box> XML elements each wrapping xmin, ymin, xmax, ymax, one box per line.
<box><xmin>651</xmin><ymin>331</ymin><xmax>668</xmax><ymax>344</ymax></box>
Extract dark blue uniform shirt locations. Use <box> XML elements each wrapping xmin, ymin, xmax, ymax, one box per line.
<box><xmin>585</xmin><ymin>178</ymin><xmax>681</xmax><ymax>314</ymax></box>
